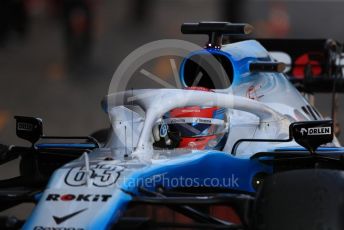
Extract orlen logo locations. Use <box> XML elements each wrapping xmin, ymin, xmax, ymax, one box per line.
<box><xmin>300</xmin><ymin>127</ymin><xmax>332</xmax><ymax>136</ymax></box>
<box><xmin>46</xmin><ymin>194</ymin><xmax>112</xmax><ymax>202</ymax></box>
<box><xmin>17</xmin><ymin>122</ymin><xmax>33</xmax><ymax>131</ymax></box>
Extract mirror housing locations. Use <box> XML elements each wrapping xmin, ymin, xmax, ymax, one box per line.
<box><xmin>290</xmin><ymin>120</ymin><xmax>333</xmax><ymax>153</ymax></box>
<box><xmin>14</xmin><ymin>116</ymin><xmax>43</xmax><ymax>146</ymax></box>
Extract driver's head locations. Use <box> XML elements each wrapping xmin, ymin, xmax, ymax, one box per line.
<box><xmin>153</xmin><ymin>87</ymin><xmax>229</xmax><ymax>150</ymax></box>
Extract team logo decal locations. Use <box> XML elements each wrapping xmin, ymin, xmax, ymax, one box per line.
<box><xmin>46</xmin><ymin>193</ymin><xmax>112</xmax><ymax>202</ymax></box>
<box><xmin>300</xmin><ymin>127</ymin><xmax>331</xmax><ymax>136</ymax></box>
<box><xmin>52</xmin><ymin>208</ymin><xmax>87</xmax><ymax>225</ymax></box>
<box><xmin>159</xmin><ymin>121</ymin><xmax>168</xmax><ymax>137</ymax></box>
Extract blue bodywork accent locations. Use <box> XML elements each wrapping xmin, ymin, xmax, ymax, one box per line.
<box><xmin>34</xmin><ymin>192</ymin><xmax>43</xmax><ymax>202</ymax></box>
<box><xmin>274</xmin><ymin>146</ymin><xmax>344</xmax><ymax>152</ymax></box>
<box><xmin>179</xmin><ymin>40</ymin><xmax>271</xmax><ymax>87</ymax></box>
<box><xmin>120</xmin><ymin>151</ymin><xmax>271</xmax><ymax>194</ymax></box>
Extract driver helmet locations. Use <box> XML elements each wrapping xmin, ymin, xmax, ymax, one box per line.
<box><xmin>156</xmin><ymin>87</ymin><xmax>229</xmax><ymax>150</ymax></box>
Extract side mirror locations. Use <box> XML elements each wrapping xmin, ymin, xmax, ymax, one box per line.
<box><xmin>290</xmin><ymin>120</ymin><xmax>333</xmax><ymax>154</ymax></box>
<box><xmin>14</xmin><ymin>116</ymin><xmax>43</xmax><ymax>146</ymax></box>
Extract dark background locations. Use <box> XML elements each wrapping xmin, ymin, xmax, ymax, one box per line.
<box><xmin>0</xmin><ymin>0</ymin><xmax>343</xmax><ymax>218</ymax></box>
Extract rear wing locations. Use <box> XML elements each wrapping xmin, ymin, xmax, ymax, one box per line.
<box><xmin>254</xmin><ymin>39</ymin><xmax>344</xmax><ymax>93</ymax></box>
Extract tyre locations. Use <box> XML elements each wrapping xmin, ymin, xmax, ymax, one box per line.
<box><xmin>254</xmin><ymin>169</ymin><xmax>344</xmax><ymax>230</ymax></box>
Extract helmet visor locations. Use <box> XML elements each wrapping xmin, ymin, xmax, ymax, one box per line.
<box><xmin>164</xmin><ymin>117</ymin><xmax>227</xmax><ymax>137</ymax></box>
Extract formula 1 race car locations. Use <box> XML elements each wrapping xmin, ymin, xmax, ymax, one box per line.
<box><xmin>1</xmin><ymin>22</ymin><xmax>344</xmax><ymax>230</ymax></box>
